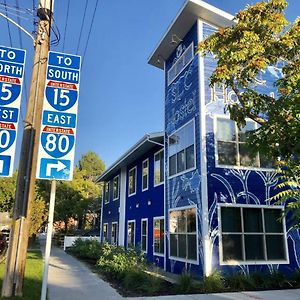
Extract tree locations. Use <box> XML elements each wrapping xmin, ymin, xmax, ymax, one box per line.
<box><xmin>0</xmin><ymin>172</ymin><xmax>17</xmax><ymax>213</ymax></box>
<box><xmin>198</xmin><ymin>0</ymin><xmax>300</xmax><ymax>221</ymax></box>
<box><xmin>78</xmin><ymin>151</ymin><xmax>105</xmax><ymax>181</ymax></box>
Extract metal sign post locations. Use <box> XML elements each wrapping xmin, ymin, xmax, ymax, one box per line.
<box><xmin>40</xmin><ymin>180</ymin><xmax>56</xmax><ymax>300</ymax></box>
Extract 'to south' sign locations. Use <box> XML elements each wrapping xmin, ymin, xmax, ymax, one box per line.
<box><xmin>0</xmin><ymin>46</ymin><xmax>26</xmax><ymax>177</ymax></box>
<box><xmin>36</xmin><ymin>51</ymin><xmax>81</xmax><ymax>181</ymax></box>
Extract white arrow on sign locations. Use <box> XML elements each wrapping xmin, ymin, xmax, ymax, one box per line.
<box><xmin>46</xmin><ymin>160</ymin><xmax>66</xmax><ymax>176</ymax></box>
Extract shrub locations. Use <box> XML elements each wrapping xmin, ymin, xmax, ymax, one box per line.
<box><xmin>97</xmin><ymin>244</ymin><xmax>145</xmax><ymax>279</ymax></box>
<box><xmin>265</xmin><ymin>270</ymin><xmax>292</xmax><ymax>289</ymax></box>
<box><xmin>291</xmin><ymin>270</ymin><xmax>300</xmax><ymax>288</ymax></box>
<box><xmin>177</xmin><ymin>271</ymin><xmax>192</xmax><ymax>293</ymax></box>
<box><xmin>68</xmin><ymin>238</ymin><xmax>101</xmax><ymax>261</ymax></box>
<box><xmin>225</xmin><ymin>272</ymin><xmax>255</xmax><ymax>291</ymax></box>
<box><xmin>202</xmin><ymin>271</ymin><xmax>225</xmax><ymax>293</ymax></box>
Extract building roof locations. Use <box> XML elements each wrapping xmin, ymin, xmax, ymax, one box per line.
<box><xmin>148</xmin><ymin>0</ymin><xmax>234</xmax><ymax>69</ymax></box>
<box><xmin>97</xmin><ymin>132</ymin><xmax>164</xmax><ymax>182</ymax></box>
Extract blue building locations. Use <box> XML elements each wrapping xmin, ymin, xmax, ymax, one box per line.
<box><xmin>99</xmin><ymin>0</ymin><xmax>300</xmax><ymax>277</ymax></box>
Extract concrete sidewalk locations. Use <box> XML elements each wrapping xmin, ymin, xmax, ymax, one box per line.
<box><xmin>40</xmin><ymin>239</ymin><xmax>300</xmax><ymax>300</ymax></box>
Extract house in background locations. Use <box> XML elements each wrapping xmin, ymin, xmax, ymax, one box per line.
<box><xmin>99</xmin><ymin>0</ymin><xmax>300</xmax><ymax>278</ymax></box>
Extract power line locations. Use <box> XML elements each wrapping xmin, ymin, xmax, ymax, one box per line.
<box><xmin>82</xmin><ymin>0</ymin><xmax>99</xmax><ymax>67</ymax></box>
<box><xmin>76</xmin><ymin>0</ymin><xmax>89</xmax><ymax>55</ymax></box>
<box><xmin>62</xmin><ymin>0</ymin><xmax>70</xmax><ymax>52</ymax></box>
<box><xmin>3</xmin><ymin>0</ymin><xmax>12</xmax><ymax>47</ymax></box>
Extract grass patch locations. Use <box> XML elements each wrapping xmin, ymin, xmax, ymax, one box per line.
<box><xmin>0</xmin><ymin>250</ymin><xmax>44</xmax><ymax>300</ymax></box>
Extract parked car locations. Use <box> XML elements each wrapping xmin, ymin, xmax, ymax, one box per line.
<box><xmin>0</xmin><ymin>233</ymin><xmax>7</xmax><ymax>254</ymax></box>
<box><xmin>1</xmin><ymin>228</ymin><xmax>10</xmax><ymax>242</ymax></box>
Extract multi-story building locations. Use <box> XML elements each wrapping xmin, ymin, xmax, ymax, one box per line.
<box><xmin>99</xmin><ymin>0</ymin><xmax>300</xmax><ymax>277</ymax></box>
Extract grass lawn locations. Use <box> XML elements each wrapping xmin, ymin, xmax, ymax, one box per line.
<box><xmin>0</xmin><ymin>250</ymin><xmax>44</xmax><ymax>300</ymax></box>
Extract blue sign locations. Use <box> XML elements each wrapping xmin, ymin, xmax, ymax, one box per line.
<box><xmin>0</xmin><ymin>46</ymin><xmax>26</xmax><ymax>64</ymax></box>
<box><xmin>39</xmin><ymin>158</ymin><xmax>71</xmax><ymax>180</ymax></box>
<box><xmin>37</xmin><ymin>51</ymin><xmax>81</xmax><ymax>181</ymax></box>
<box><xmin>42</xmin><ymin>110</ymin><xmax>76</xmax><ymax>128</ymax></box>
<box><xmin>0</xmin><ymin>107</ymin><xmax>18</xmax><ymax>122</ymax></box>
<box><xmin>0</xmin><ymin>155</ymin><xmax>11</xmax><ymax>176</ymax></box>
<box><xmin>0</xmin><ymin>82</ymin><xmax>21</xmax><ymax>105</ymax></box>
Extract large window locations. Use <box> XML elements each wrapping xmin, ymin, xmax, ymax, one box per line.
<box><xmin>216</xmin><ymin>117</ymin><xmax>272</xmax><ymax>168</ymax></box>
<box><xmin>169</xmin><ymin>207</ymin><xmax>197</xmax><ymax>262</ymax></box>
<box><xmin>103</xmin><ymin>223</ymin><xmax>108</xmax><ymax>243</ymax></box>
<box><xmin>142</xmin><ymin>159</ymin><xmax>149</xmax><ymax>191</ymax></box>
<box><xmin>169</xmin><ymin>120</ymin><xmax>195</xmax><ymax>177</ymax></box>
<box><xmin>113</xmin><ymin>176</ymin><xmax>119</xmax><ymax>200</ymax></box>
<box><xmin>128</xmin><ymin>167</ymin><xmax>136</xmax><ymax>196</ymax></box>
<box><xmin>104</xmin><ymin>182</ymin><xmax>110</xmax><ymax>204</ymax></box>
<box><xmin>154</xmin><ymin>149</ymin><xmax>164</xmax><ymax>186</ymax></box>
<box><xmin>219</xmin><ymin>205</ymin><xmax>287</xmax><ymax>264</ymax></box>
<box><xmin>141</xmin><ymin>219</ymin><xmax>148</xmax><ymax>252</ymax></box>
<box><xmin>127</xmin><ymin>220</ymin><xmax>135</xmax><ymax>248</ymax></box>
<box><xmin>154</xmin><ymin>217</ymin><xmax>164</xmax><ymax>255</ymax></box>
<box><xmin>111</xmin><ymin>222</ymin><xmax>118</xmax><ymax>245</ymax></box>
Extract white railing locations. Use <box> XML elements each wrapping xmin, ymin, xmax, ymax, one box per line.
<box><xmin>63</xmin><ymin>236</ymin><xmax>101</xmax><ymax>251</ymax></box>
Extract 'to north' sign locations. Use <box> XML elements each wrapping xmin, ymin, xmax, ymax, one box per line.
<box><xmin>36</xmin><ymin>51</ymin><xmax>81</xmax><ymax>181</ymax></box>
<box><xmin>0</xmin><ymin>46</ymin><xmax>26</xmax><ymax>177</ymax></box>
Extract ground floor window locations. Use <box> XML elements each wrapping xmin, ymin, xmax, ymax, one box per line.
<box><xmin>219</xmin><ymin>205</ymin><xmax>288</xmax><ymax>264</ymax></box>
<box><xmin>127</xmin><ymin>220</ymin><xmax>135</xmax><ymax>248</ymax></box>
<box><xmin>169</xmin><ymin>207</ymin><xmax>197</xmax><ymax>261</ymax></box>
<box><xmin>103</xmin><ymin>223</ymin><xmax>108</xmax><ymax>242</ymax></box>
<box><xmin>111</xmin><ymin>222</ymin><xmax>118</xmax><ymax>245</ymax></box>
<box><xmin>141</xmin><ymin>219</ymin><xmax>148</xmax><ymax>252</ymax></box>
<box><xmin>154</xmin><ymin>217</ymin><xmax>164</xmax><ymax>255</ymax></box>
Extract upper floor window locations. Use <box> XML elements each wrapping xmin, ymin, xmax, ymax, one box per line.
<box><xmin>169</xmin><ymin>120</ymin><xmax>195</xmax><ymax>177</ymax></box>
<box><xmin>142</xmin><ymin>159</ymin><xmax>149</xmax><ymax>191</ymax></box>
<box><xmin>215</xmin><ymin>117</ymin><xmax>272</xmax><ymax>169</ymax></box>
<box><xmin>154</xmin><ymin>149</ymin><xmax>164</xmax><ymax>186</ymax></box>
<box><xmin>167</xmin><ymin>42</ymin><xmax>194</xmax><ymax>86</ymax></box>
<box><xmin>113</xmin><ymin>176</ymin><xmax>120</xmax><ymax>200</ymax></box>
<box><xmin>104</xmin><ymin>182</ymin><xmax>110</xmax><ymax>204</ymax></box>
<box><xmin>219</xmin><ymin>205</ymin><xmax>287</xmax><ymax>264</ymax></box>
<box><xmin>128</xmin><ymin>167</ymin><xmax>136</xmax><ymax>196</ymax></box>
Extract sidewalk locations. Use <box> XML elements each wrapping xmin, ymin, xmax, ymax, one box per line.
<box><xmin>40</xmin><ymin>239</ymin><xmax>300</xmax><ymax>300</ymax></box>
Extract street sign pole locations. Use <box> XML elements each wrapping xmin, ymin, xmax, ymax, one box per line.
<box><xmin>40</xmin><ymin>180</ymin><xmax>56</xmax><ymax>300</ymax></box>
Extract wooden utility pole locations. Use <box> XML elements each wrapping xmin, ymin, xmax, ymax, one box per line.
<box><xmin>1</xmin><ymin>0</ymin><xmax>53</xmax><ymax>297</ymax></box>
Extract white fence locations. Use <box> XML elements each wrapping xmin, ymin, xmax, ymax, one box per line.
<box><xmin>63</xmin><ymin>236</ymin><xmax>101</xmax><ymax>251</ymax></box>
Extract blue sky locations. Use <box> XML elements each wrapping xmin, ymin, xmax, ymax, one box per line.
<box><xmin>0</xmin><ymin>0</ymin><xmax>299</xmax><ymax>170</ymax></box>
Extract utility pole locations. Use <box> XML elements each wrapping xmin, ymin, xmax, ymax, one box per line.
<box><xmin>1</xmin><ymin>0</ymin><xmax>53</xmax><ymax>297</ymax></box>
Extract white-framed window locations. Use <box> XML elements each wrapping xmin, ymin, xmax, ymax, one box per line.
<box><xmin>104</xmin><ymin>182</ymin><xmax>110</xmax><ymax>204</ymax></box>
<box><xmin>154</xmin><ymin>149</ymin><xmax>164</xmax><ymax>186</ymax></box>
<box><xmin>167</xmin><ymin>42</ymin><xmax>194</xmax><ymax>86</ymax></box>
<box><xmin>111</xmin><ymin>222</ymin><xmax>118</xmax><ymax>245</ymax></box>
<box><xmin>219</xmin><ymin>204</ymin><xmax>288</xmax><ymax>265</ymax></box>
<box><xmin>169</xmin><ymin>206</ymin><xmax>198</xmax><ymax>263</ymax></box>
<box><xmin>141</xmin><ymin>218</ymin><xmax>148</xmax><ymax>253</ymax></box>
<box><xmin>153</xmin><ymin>217</ymin><xmax>164</xmax><ymax>256</ymax></box>
<box><xmin>128</xmin><ymin>167</ymin><xmax>137</xmax><ymax>196</ymax></box>
<box><xmin>103</xmin><ymin>223</ymin><xmax>108</xmax><ymax>243</ymax></box>
<box><xmin>113</xmin><ymin>175</ymin><xmax>120</xmax><ymax>200</ymax></box>
<box><xmin>215</xmin><ymin>116</ymin><xmax>273</xmax><ymax>169</ymax></box>
<box><xmin>127</xmin><ymin>220</ymin><xmax>135</xmax><ymax>248</ymax></box>
<box><xmin>142</xmin><ymin>159</ymin><xmax>149</xmax><ymax>191</ymax></box>
<box><xmin>168</xmin><ymin>119</ymin><xmax>195</xmax><ymax>177</ymax></box>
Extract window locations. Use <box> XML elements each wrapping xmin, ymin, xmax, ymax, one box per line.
<box><xmin>154</xmin><ymin>217</ymin><xmax>164</xmax><ymax>255</ymax></box>
<box><xmin>219</xmin><ymin>205</ymin><xmax>287</xmax><ymax>264</ymax></box>
<box><xmin>216</xmin><ymin>117</ymin><xmax>273</xmax><ymax>168</ymax></box>
<box><xmin>169</xmin><ymin>207</ymin><xmax>197</xmax><ymax>262</ymax></box>
<box><xmin>104</xmin><ymin>182</ymin><xmax>110</xmax><ymax>204</ymax></box>
<box><xmin>127</xmin><ymin>220</ymin><xmax>135</xmax><ymax>248</ymax></box>
<box><xmin>113</xmin><ymin>176</ymin><xmax>119</xmax><ymax>200</ymax></box>
<box><xmin>128</xmin><ymin>167</ymin><xmax>136</xmax><ymax>196</ymax></box>
<box><xmin>154</xmin><ymin>150</ymin><xmax>164</xmax><ymax>186</ymax></box>
<box><xmin>141</xmin><ymin>219</ymin><xmax>148</xmax><ymax>252</ymax></box>
<box><xmin>103</xmin><ymin>223</ymin><xmax>108</xmax><ymax>243</ymax></box>
<box><xmin>167</xmin><ymin>42</ymin><xmax>194</xmax><ymax>86</ymax></box>
<box><xmin>142</xmin><ymin>159</ymin><xmax>149</xmax><ymax>191</ymax></box>
<box><xmin>111</xmin><ymin>222</ymin><xmax>118</xmax><ymax>245</ymax></box>
<box><xmin>169</xmin><ymin>120</ymin><xmax>195</xmax><ymax>177</ymax></box>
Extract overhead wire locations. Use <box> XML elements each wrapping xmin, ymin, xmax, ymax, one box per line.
<box><xmin>82</xmin><ymin>0</ymin><xmax>99</xmax><ymax>67</ymax></box>
<box><xmin>76</xmin><ymin>0</ymin><xmax>89</xmax><ymax>55</ymax></box>
<box><xmin>3</xmin><ymin>0</ymin><xmax>12</xmax><ymax>47</ymax></box>
<box><xmin>62</xmin><ymin>0</ymin><xmax>70</xmax><ymax>52</ymax></box>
